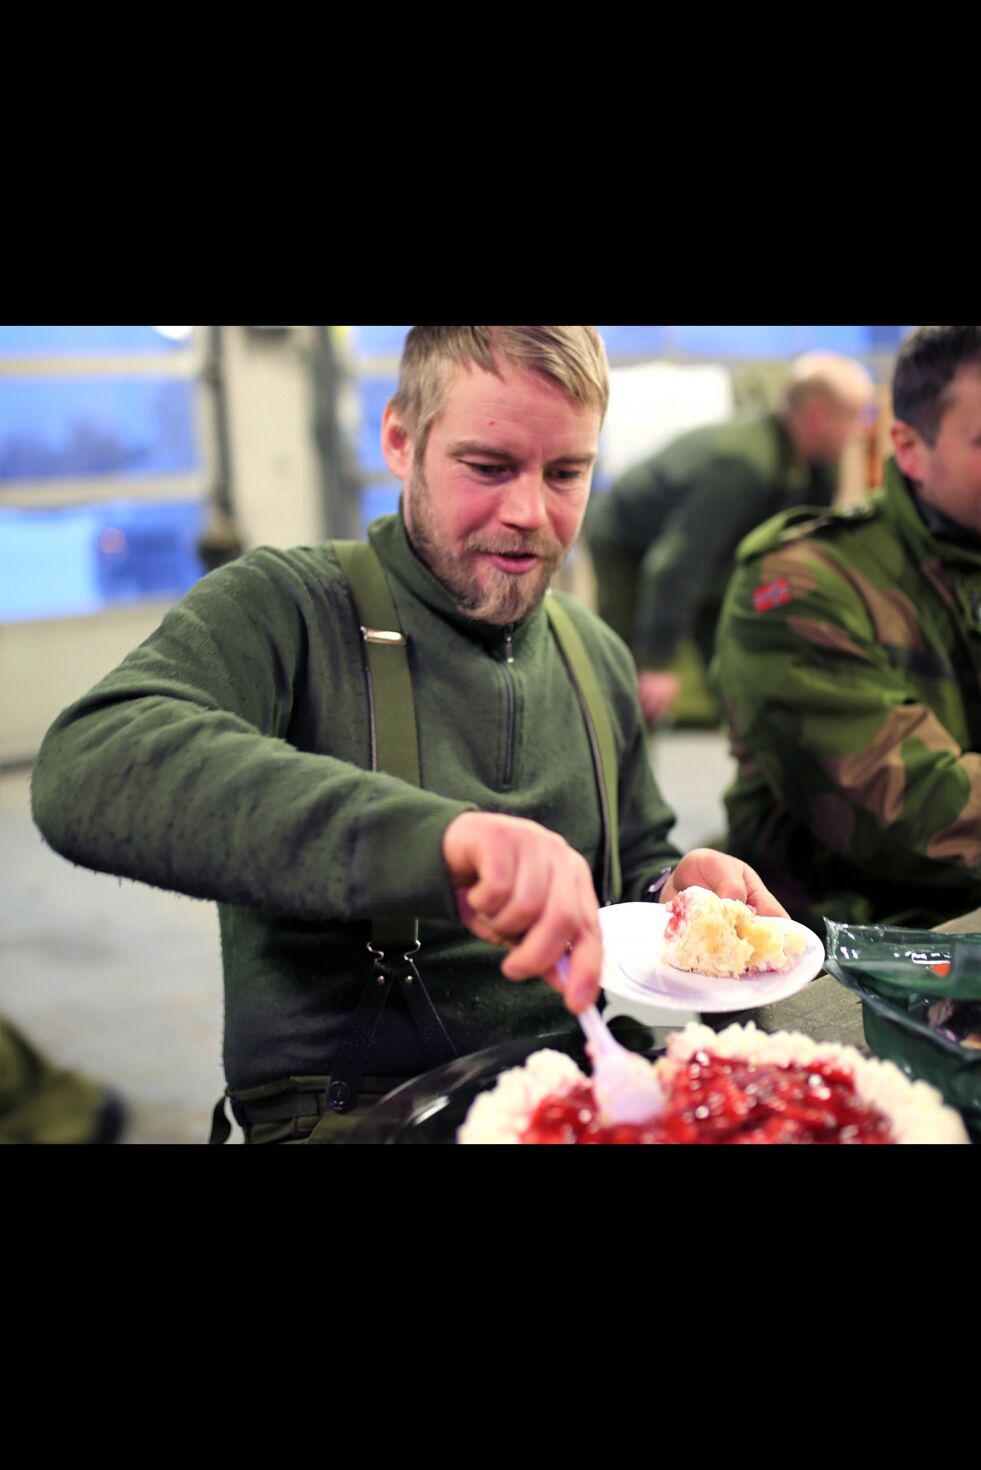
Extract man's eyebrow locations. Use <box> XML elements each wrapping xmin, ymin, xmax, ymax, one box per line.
<box><xmin>448</xmin><ymin>439</ymin><xmax>596</xmax><ymax>466</ymax></box>
<box><xmin>448</xmin><ymin>440</ymin><xmax>518</xmax><ymax>460</ymax></box>
<box><xmin>547</xmin><ymin>452</ymin><xmax>597</xmax><ymax>467</ymax></box>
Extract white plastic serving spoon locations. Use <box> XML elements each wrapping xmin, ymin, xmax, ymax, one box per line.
<box><xmin>556</xmin><ymin>954</ymin><xmax>665</xmax><ymax>1125</ymax></box>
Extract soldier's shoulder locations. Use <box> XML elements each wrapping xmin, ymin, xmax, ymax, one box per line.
<box><xmin>735</xmin><ymin>498</ymin><xmax>881</xmax><ymax>565</ymax></box>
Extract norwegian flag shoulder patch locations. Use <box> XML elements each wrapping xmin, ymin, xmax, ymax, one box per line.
<box><xmin>752</xmin><ymin>578</ymin><xmax>792</xmax><ymax>613</ymax></box>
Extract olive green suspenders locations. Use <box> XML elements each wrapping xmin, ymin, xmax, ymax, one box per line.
<box><xmin>326</xmin><ymin>541</ymin><xmax>455</xmax><ymax>1114</ymax></box>
<box><xmin>331</xmin><ymin>542</ymin><xmax>422</xmax><ymax>951</ymax></box>
<box><xmin>542</xmin><ymin>594</ymin><xmax>622</xmax><ymax>909</ymax></box>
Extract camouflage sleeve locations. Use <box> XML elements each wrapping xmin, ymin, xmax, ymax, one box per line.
<box><xmin>715</xmin><ymin>537</ymin><xmax>981</xmax><ymax>891</ymax></box>
<box><xmin>633</xmin><ymin>461</ymin><xmax>777</xmax><ymax>668</ymax></box>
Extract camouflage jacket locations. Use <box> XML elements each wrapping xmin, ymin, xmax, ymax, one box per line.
<box><xmin>715</xmin><ymin>458</ymin><xmax>981</xmax><ymax>931</ymax></box>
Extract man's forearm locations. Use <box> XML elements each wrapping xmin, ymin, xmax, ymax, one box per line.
<box><xmin>31</xmin><ymin>693</ymin><xmax>474</xmax><ymax>923</ymax></box>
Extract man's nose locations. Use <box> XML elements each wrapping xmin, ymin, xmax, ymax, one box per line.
<box><xmin>499</xmin><ymin>472</ymin><xmax>548</xmax><ymax>529</ymax></box>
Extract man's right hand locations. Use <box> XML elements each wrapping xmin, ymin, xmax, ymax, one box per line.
<box><xmin>637</xmin><ymin>670</ymin><xmax>681</xmax><ymax>725</ymax></box>
<box><xmin>442</xmin><ymin>811</ymin><xmax>603</xmax><ymax>1014</ymax></box>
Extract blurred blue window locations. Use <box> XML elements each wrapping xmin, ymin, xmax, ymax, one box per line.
<box><xmin>596</xmin><ymin>326</ymin><xmax>669</xmax><ymax>356</ymax></box>
<box><xmin>351</xmin><ymin>326</ymin><xmax>410</xmax><ymax>356</ymax></box>
<box><xmin>796</xmin><ymin>326</ymin><xmax>870</xmax><ymax>354</ymax></box>
<box><xmin>356</xmin><ymin>376</ymin><xmax>399</xmax><ymax>472</ymax></box>
<box><xmin>361</xmin><ymin>484</ymin><xmax>400</xmax><ymax>535</ymax></box>
<box><xmin>0</xmin><ymin>326</ymin><xmax>194</xmax><ymax>355</ymax></box>
<box><xmin>0</xmin><ymin>499</ymin><xmax>207</xmax><ymax>622</ymax></box>
<box><xmin>0</xmin><ymin>378</ymin><xmax>201</xmax><ymax>483</ymax></box>
<box><xmin>670</xmin><ymin>325</ymin><xmax>800</xmax><ymax>357</ymax></box>
<box><xmin>599</xmin><ymin>326</ymin><xmax>910</xmax><ymax>359</ymax></box>
<box><xmin>868</xmin><ymin>325</ymin><xmax>910</xmax><ymax>350</ymax></box>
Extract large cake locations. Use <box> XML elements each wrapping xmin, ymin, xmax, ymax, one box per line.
<box><xmin>457</xmin><ymin>1023</ymin><xmax>970</xmax><ymax>1145</ymax></box>
<box><xmin>660</xmin><ymin>886</ymin><xmax>806</xmax><ymax>979</ymax></box>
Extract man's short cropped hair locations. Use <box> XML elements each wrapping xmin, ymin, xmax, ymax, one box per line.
<box><xmin>389</xmin><ymin>326</ymin><xmax>610</xmax><ymax>459</ymax></box>
<box><xmin>893</xmin><ymin>326</ymin><xmax>981</xmax><ymax>445</ymax></box>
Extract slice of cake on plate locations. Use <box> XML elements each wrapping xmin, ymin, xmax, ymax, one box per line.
<box><xmin>661</xmin><ymin>885</ymin><xmax>806</xmax><ymax>978</ymax></box>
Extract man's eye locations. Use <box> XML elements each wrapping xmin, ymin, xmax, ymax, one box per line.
<box><xmin>467</xmin><ymin>462</ymin><xmax>508</xmax><ymax>477</ymax></box>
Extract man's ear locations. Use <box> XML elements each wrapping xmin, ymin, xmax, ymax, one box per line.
<box><xmin>381</xmin><ymin>401</ymin><xmax>413</xmax><ymax>481</ymax></box>
<box><xmin>891</xmin><ymin>419</ymin><xmax>925</xmax><ymax>482</ymax></box>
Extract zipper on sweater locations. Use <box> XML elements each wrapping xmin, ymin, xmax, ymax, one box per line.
<box><xmin>500</xmin><ymin>628</ymin><xmax>516</xmax><ymax>789</ymax></box>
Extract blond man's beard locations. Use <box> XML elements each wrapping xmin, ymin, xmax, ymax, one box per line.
<box><xmin>405</xmin><ymin>462</ymin><xmax>564</xmax><ymax>625</ymax></box>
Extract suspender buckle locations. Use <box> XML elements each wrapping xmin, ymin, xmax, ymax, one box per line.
<box><xmin>361</xmin><ymin>627</ymin><xmax>407</xmax><ymax>646</ymax></box>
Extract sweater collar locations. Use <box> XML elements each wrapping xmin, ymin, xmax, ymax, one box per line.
<box><xmin>366</xmin><ymin>505</ymin><xmax>548</xmax><ymax>651</ymax></box>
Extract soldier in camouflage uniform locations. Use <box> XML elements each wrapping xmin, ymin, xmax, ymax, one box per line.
<box><xmin>715</xmin><ymin>326</ymin><xmax>981</xmax><ymax>933</ymax></box>
<box><xmin>587</xmin><ymin>354</ymin><xmax>875</xmax><ymax>725</ymax></box>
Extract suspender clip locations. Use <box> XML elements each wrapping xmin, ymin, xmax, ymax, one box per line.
<box><xmin>362</xmin><ymin>627</ymin><xmax>407</xmax><ymax>646</ymax></box>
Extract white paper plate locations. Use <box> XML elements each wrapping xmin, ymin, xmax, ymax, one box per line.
<box><xmin>598</xmin><ymin>902</ymin><xmax>825</xmax><ymax>1014</ymax></box>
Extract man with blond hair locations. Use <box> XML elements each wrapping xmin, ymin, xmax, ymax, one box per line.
<box><xmin>587</xmin><ymin>351</ymin><xmax>876</xmax><ymax>725</ymax></box>
<box><xmin>32</xmin><ymin>326</ymin><xmax>783</xmax><ymax>1143</ymax></box>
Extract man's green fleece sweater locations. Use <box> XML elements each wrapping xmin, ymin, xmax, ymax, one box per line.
<box><xmin>31</xmin><ymin>513</ymin><xmax>680</xmax><ymax>1088</ymax></box>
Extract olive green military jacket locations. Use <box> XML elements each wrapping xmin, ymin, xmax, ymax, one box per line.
<box><xmin>715</xmin><ymin>458</ymin><xmax>981</xmax><ymax>930</ymax></box>
<box><xmin>31</xmin><ymin>512</ymin><xmax>679</xmax><ymax>1090</ymax></box>
<box><xmin>587</xmin><ymin>412</ymin><xmax>837</xmax><ymax>668</ymax></box>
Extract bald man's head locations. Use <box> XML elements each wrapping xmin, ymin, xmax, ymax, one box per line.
<box><xmin>781</xmin><ymin>352</ymin><xmax>877</xmax><ymax>465</ymax></box>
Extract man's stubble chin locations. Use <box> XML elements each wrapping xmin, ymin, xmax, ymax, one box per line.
<box><xmin>406</xmin><ymin>469</ymin><xmax>560</xmax><ymax>625</ymax></box>
<box><xmin>464</xmin><ymin>562</ymin><xmax>553</xmax><ymax>625</ymax></box>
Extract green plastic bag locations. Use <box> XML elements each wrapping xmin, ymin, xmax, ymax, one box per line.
<box><xmin>823</xmin><ymin>922</ymin><xmax>981</xmax><ymax>1141</ymax></box>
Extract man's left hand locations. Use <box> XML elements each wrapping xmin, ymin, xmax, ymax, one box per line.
<box><xmin>659</xmin><ymin>848</ymin><xmax>787</xmax><ymax>917</ymax></box>
<box><xmin>637</xmin><ymin>670</ymin><xmax>681</xmax><ymax>725</ymax></box>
